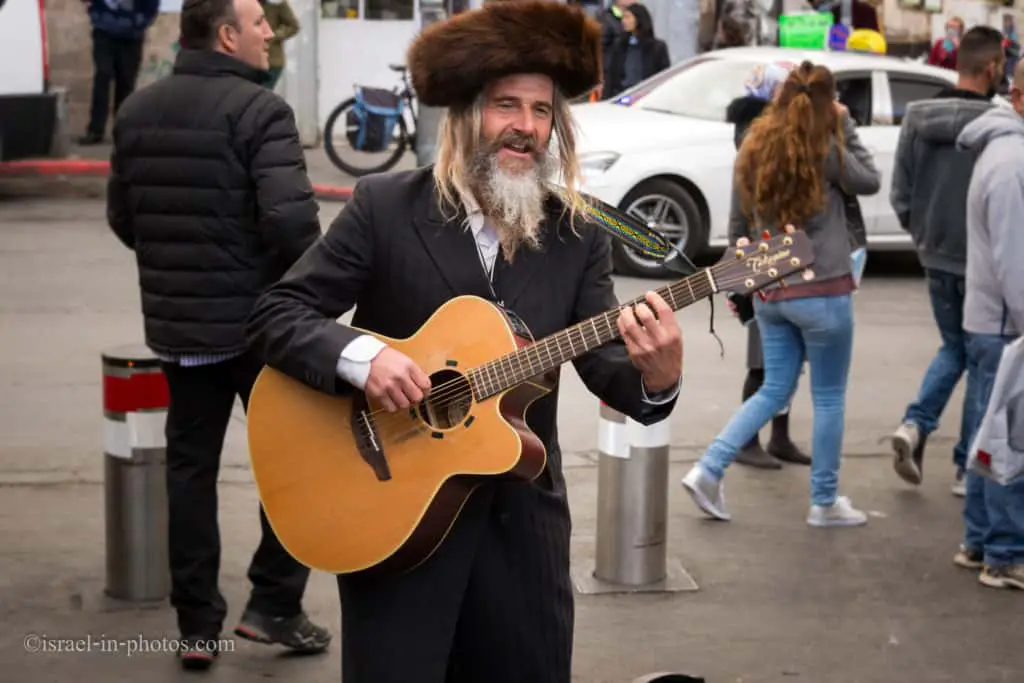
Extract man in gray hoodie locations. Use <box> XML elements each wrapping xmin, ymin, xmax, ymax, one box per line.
<box><xmin>953</xmin><ymin>61</ymin><xmax>1024</xmax><ymax>590</ymax></box>
<box><xmin>888</xmin><ymin>26</ymin><xmax>1005</xmax><ymax>496</ymax></box>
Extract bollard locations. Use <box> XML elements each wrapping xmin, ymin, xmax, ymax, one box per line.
<box><xmin>102</xmin><ymin>343</ymin><xmax>171</xmax><ymax>602</ymax></box>
<box><xmin>571</xmin><ymin>402</ymin><xmax>697</xmax><ymax>594</ymax></box>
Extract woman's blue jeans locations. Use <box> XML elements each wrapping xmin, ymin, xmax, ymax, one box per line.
<box><xmin>698</xmin><ymin>294</ymin><xmax>855</xmax><ymax>507</ymax></box>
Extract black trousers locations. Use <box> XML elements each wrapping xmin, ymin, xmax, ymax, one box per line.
<box><xmin>337</xmin><ymin>481</ymin><xmax>574</xmax><ymax>683</ymax></box>
<box><xmin>86</xmin><ymin>29</ymin><xmax>144</xmax><ymax>137</ymax></box>
<box><xmin>160</xmin><ymin>350</ymin><xmax>310</xmax><ymax>638</ymax></box>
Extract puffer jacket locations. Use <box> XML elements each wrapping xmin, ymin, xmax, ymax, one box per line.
<box><xmin>107</xmin><ymin>48</ymin><xmax>321</xmax><ymax>356</ymax></box>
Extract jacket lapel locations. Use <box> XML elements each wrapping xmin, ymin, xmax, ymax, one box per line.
<box><xmin>411</xmin><ymin>188</ymin><xmax>495</xmax><ymax>301</ymax></box>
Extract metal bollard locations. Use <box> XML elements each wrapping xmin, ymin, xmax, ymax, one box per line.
<box><xmin>102</xmin><ymin>344</ymin><xmax>171</xmax><ymax>602</ymax></box>
<box><xmin>571</xmin><ymin>402</ymin><xmax>697</xmax><ymax>594</ymax></box>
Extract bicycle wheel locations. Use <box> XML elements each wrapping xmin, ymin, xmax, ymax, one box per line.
<box><xmin>323</xmin><ymin>97</ymin><xmax>410</xmax><ymax>178</ymax></box>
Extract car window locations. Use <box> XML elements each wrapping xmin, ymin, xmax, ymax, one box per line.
<box><xmin>835</xmin><ymin>76</ymin><xmax>872</xmax><ymax>127</ymax></box>
<box><xmin>889</xmin><ymin>77</ymin><xmax>950</xmax><ymax>125</ymax></box>
<box><xmin>616</xmin><ymin>56</ymin><xmax>768</xmax><ymax>121</ymax></box>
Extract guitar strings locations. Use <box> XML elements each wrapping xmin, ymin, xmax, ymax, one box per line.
<box><xmin>351</xmin><ymin>256</ymin><xmax>803</xmax><ymax>445</ymax></box>
<box><xmin>352</xmin><ymin>260</ymin><xmax>798</xmax><ymax>446</ymax></box>
<box><xmin>347</xmin><ymin>271</ymin><xmax>752</xmax><ymax>448</ymax></box>
<box><xmin>363</xmin><ymin>270</ymin><xmax>718</xmax><ymax>423</ymax></box>
<box><xmin>357</xmin><ymin>243</ymin><xmax>786</xmax><ymax>425</ymax></box>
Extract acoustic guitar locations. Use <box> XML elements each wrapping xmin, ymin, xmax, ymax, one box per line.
<box><xmin>246</xmin><ymin>231</ymin><xmax>815</xmax><ymax>576</ymax></box>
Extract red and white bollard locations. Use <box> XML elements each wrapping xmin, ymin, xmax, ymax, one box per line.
<box><xmin>572</xmin><ymin>401</ymin><xmax>696</xmax><ymax>594</ymax></box>
<box><xmin>102</xmin><ymin>343</ymin><xmax>171</xmax><ymax>602</ymax></box>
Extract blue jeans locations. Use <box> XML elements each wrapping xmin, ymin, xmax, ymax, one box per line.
<box><xmin>903</xmin><ymin>270</ymin><xmax>975</xmax><ymax>470</ymax></box>
<box><xmin>699</xmin><ymin>294</ymin><xmax>854</xmax><ymax>506</ymax></box>
<box><xmin>962</xmin><ymin>332</ymin><xmax>1024</xmax><ymax>567</ymax></box>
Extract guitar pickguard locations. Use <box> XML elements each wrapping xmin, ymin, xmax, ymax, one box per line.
<box><xmin>497</xmin><ymin>305</ymin><xmax>535</xmax><ymax>343</ymax></box>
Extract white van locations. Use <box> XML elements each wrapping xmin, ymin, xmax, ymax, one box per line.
<box><xmin>0</xmin><ymin>0</ymin><xmax>67</xmax><ymax>161</ymax></box>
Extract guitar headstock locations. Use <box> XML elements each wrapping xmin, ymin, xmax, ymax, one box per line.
<box><xmin>712</xmin><ymin>230</ymin><xmax>816</xmax><ymax>296</ymax></box>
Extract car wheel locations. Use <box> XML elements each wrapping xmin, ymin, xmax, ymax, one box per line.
<box><xmin>611</xmin><ymin>179</ymin><xmax>708</xmax><ymax>279</ymax></box>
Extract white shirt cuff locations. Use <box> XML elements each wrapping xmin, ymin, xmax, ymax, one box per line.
<box><xmin>335</xmin><ymin>335</ymin><xmax>388</xmax><ymax>390</ymax></box>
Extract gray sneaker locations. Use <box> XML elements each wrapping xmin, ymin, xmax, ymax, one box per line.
<box><xmin>891</xmin><ymin>422</ymin><xmax>923</xmax><ymax>485</ymax></box>
<box><xmin>978</xmin><ymin>564</ymin><xmax>1024</xmax><ymax>590</ymax></box>
<box><xmin>681</xmin><ymin>464</ymin><xmax>730</xmax><ymax>521</ymax></box>
<box><xmin>953</xmin><ymin>545</ymin><xmax>983</xmax><ymax>570</ymax></box>
<box><xmin>807</xmin><ymin>496</ymin><xmax>868</xmax><ymax>527</ymax></box>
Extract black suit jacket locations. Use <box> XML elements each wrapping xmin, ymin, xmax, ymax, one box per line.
<box><xmin>246</xmin><ymin>166</ymin><xmax>678</xmax><ymax>682</ymax></box>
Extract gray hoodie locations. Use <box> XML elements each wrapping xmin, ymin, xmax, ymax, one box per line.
<box><xmin>956</xmin><ymin>107</ymin><xmax>1024</xmax><ymax>337</ymax></box>
<box><xmin>889</xmin><ymin>92</ymin><xmax>994</xmax><ymax>276</ymax></box>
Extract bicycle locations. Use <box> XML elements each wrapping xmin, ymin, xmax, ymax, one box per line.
<box><xmin>322</xmin><ymin>64</ymin><xmax>419</xmax><ymax>178</ymax></box>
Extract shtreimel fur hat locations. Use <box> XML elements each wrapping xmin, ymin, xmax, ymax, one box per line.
<box><xmin>406</xmin><ymin>0</ymin><xmax>602</xmax><ymax>108</ymax></box>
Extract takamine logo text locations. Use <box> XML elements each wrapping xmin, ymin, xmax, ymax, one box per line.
<box><xmin>745</xmin><ymin>248</ymin><xmax>792</xmax><ymax>274</ymax></box>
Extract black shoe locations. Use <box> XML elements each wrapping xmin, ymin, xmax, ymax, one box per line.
<box><xmin>234</xmin><ymin>608</ymin><xmax>331</xmax><ymax>653</ymax></box>
<box><xmin>77</xmin><ymin>132</ymin><xmax>104</xmax><ymax>146</ymax></box>
<box><xmin>766</xmin><ymin>438</ymin><xmax>812</xmax><ymax>466</ymax></box>
<box><xmin>735</xmin><ymin>440</ymin><xmax>783</xmax><ymax>469</ymax></box>
<box><xmin>177</xmin><ymin>635</ymin><xmax>219</xmax><ymax>671</ymax></box>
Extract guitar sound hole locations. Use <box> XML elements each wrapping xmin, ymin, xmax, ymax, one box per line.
<box><xmin>416</xmin><ymin>368</ymin><xmax>473</xmax><ymax>430</ymax></box>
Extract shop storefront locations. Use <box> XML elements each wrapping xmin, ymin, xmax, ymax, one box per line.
<box><xmin>317</xmin><ymin>0</ymin><xmax>478</xmax><ymax>130</ymax></box>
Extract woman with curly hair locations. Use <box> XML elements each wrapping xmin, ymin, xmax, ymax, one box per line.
<box><xmin>682</xmin><ymin>61</ymin><xmax>881</xmax><ymax>527</ymax></box>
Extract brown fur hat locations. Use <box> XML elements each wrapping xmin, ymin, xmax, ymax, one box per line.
<box><xmin>407</xmin><ymin>0</ymin><xmax>602</xmax><ymax>108</ymax></box>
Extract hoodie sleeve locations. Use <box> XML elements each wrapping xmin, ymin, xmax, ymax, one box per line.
<box><xmin>889</xmin><ymin>109</ymin><xmax>916</xmax><ymax>232</ymax></box>
<box><xmin>727</xmin><ymin>181</ymin><xmax>751</xmax><ymax>247</ymax></box>
<box><xmin>825</xmin><ymin>114</ymin><xmax>881</xmax><ymax>196</ymax></box>
<box><xmin>986</xmin><ymin>174</ymin><xmax>1024</xmax><ymax>334</ymax></box>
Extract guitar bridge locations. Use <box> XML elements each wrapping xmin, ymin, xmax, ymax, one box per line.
<box><xmin>352</xmin><ymin>393</ymin><xmax>391</xmax><ymax>481</ymax></box>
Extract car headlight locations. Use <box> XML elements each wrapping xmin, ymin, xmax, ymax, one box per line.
<box><xmin>578</xmin><ymin>152</ymin><xmax>620</xmax><ymax>174</ymax></box>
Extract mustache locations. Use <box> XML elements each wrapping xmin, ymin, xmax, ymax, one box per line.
<box><xmin>488</xmin><ymin>131</ymin><xmax>541</xmax><ymax>155</ymax></box>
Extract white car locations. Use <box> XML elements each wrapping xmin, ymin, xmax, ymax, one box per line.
<box><xmin>572</xmin><ymin>46</ymin><xmax>989</xmax><ymax>278</ymax></box>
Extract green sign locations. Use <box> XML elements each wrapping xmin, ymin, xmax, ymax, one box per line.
<box><xmin>778</xmin><ymin>12</ymin><xmax>834</xmax><ymax>50</ymax></box>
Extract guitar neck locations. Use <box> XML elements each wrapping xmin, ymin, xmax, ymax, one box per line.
<box><xmin>468</xmin><ymin>268</ymin><xmax>719</xmax><ymax>400</ymax></box>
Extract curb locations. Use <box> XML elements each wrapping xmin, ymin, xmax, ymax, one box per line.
<box><xmin>0</xmin><ymin>159</ymin><xmax>354</xmax><ymax>202</ymax></box>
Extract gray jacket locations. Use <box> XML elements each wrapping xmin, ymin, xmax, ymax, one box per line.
<box><xmin>957</xmin><ymin>107</ymin><xmax>1024</xmax><ymax>338</ymax></box>
<box><xmin>728</xmin><ymin>113</ymin><xmax>881</xmax><ymax>285</ymax></box>
<box><xmin>890</xmin><ymin>92</ymin><xmax>995</xmax><ymax>276</ymax></box>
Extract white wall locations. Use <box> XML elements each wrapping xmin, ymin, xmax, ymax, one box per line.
<box><xmin>318</xmin><ymin>19</ymin><xmax>420</xmax><ymax>130</ymax></box>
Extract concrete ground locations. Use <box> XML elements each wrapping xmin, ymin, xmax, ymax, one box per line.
<box><xmin>0</xmin><ymin>195</ymin><xmax>1020</xmax><ymax>683</ymax></box>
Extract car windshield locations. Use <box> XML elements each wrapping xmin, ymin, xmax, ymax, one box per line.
<box><xmin>613</xmin><ymin>55</ymin><xmax>769</xmax><ymax>121</ymax></box>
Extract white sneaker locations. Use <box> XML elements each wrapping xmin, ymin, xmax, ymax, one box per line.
<box><xmin>891</xmin><ymin>422</ymin><xmax>922</xmax><ymax>485</ymax></box>
<box><xmin>681</xmin><ymin>464</ymin><xmax>731</xmax><ymax>521</ymax></box>
<box><xmin>951</xmin><ymin>470</ymin><xmax>966</xmax><ymax>497</ymax></box>
<box><xmin>807</xmin><ymin>496</ymin><xmax>868</xmax><ymax>528</ymax></box>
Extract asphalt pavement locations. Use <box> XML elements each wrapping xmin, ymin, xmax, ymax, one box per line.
<box><xmin>0</xmin><ymin>195</ymin><xmax>1020</xmax><ymax>683</ymax></box>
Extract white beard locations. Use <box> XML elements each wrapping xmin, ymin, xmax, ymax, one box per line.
<box><xmin>471</xmin><ymin>149</ymin><xmax>555</xmax><ymax>260</ymax></box>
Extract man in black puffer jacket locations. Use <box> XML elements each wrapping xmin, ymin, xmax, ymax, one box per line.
<box><xmin>106</xmin><ymin>0</ymin><xmax>328</xmax><ymax>671</ymax></box>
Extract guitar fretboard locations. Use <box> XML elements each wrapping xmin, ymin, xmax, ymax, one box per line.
<box><xmin>467</xmin><ymin>269</ymin><xmax>719</xmax><ymax>400</ymax></box>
